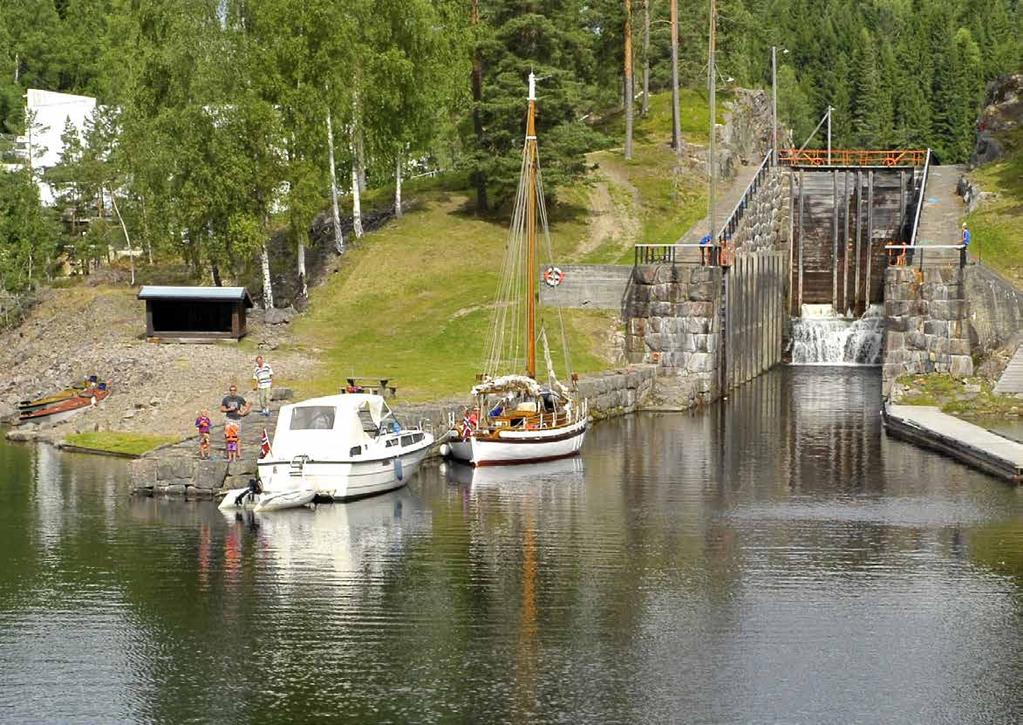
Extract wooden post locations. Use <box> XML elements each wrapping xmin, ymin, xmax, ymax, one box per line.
<box><xmin>624</xmin><ymin>0</ymin><xmax>634</xmax><ymax>160</ymax></box>
<box><xmin>853</xmin><ymin>170</ymin><xmax>862</xmax><ymax>312</ymax></box>
<box><xmin>842</xmin><ymin>170</ymin><xmax>850</xmax><ymax>314</ymax></box>
<box><xmin>865</xmin><ymin>170</ymin><xmax>874</xmax><ymax>307</ymax></box>
<box><xmin>787</xmin><ymin>170</ymin><xmax>795</xmax><ymax>315</ymax></box>
<box><xmin>797</xmin><ymin>170</ymin><xmax>804</xmax><ymax>313</ymax></box>
<box><xmin>832</xmin><ymin>169</ymin><xmax>839</xmax><ymax>313</ymax></box>
<box><xmin>899</xmin><ymin>169</ymin><xmax>907</xmax><ymax>239</ymax></box>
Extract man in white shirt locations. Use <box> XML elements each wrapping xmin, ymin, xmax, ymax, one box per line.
<box><xmin>252</xmin><ymin>355</ymin><xmax>274</xmax><ymax>416</ymax></box>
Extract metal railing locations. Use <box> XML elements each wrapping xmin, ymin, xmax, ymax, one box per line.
<box><xmin>778</xmin><ymin>148</ymin><xmax>928</xmax><ymax>167</ymax></box>
<box><xmin>634</xmin><ymin>243</ymin><xmax>719</xmax><ymax>266</ymax></box>
<box><xmin>885</xmin><ymin>244</ymin><xmax>967</xmax><ymax>269</ymax></box>
<box><xmin>717</xmin><ymin>150</ymin><xmax>773</xmax><ymax>247</ymax></box>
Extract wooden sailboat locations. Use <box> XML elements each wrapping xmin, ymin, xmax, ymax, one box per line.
<box><xmin>445</xmin><ymin>73</ymin><xmax>589</xmax><ymax>467</ymax></box>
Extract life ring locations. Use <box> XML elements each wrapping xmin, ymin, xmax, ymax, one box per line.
<box><xmin>543</xmin><ymin>266</ymin><xmax>565</xmax><ymax>287</ymax></box>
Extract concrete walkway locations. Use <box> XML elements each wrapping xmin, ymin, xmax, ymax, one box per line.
<box><xmin>995</xmin><ymin>345</ymin><xmax>1023</xmax><ymax>395</ymax></box>
<box><xmin>884</xmin><ymin>403</ymin><xmax>1023</xmax><ymax>482</ymax></box>
<box><xmin>916</xmin><ymin>165</ymin><xmax>966</xmax><ymax>266</ymax></box>
<box><xmin>678</xmin><ymin>162</ymin><xmax>762</xmax><ymax>245</ymax></box>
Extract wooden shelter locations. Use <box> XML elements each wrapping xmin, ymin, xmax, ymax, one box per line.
<box><xmin>137</xmin><ymin>286</ymin><xmax>254</xmax><ymax>341</ymax></box>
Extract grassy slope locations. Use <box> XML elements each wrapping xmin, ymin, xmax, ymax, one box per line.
<box><xmin>575</xmin><ymin>89</ymin><xmax>724</xmax><ymax>264</ymax></box>
<box><xmin>967</xmin><ymin>128</ymin><xmax>1023</xmax><ymax>284</ymax></box>
<box><xmin>291</xmin><ymin>90</ymin><xmax>716</xmax><ymax>401</ymax></box>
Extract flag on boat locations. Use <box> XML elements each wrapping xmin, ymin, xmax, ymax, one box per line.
<box><xmin>259</xmin><ymin>428</ymin><xmax>272</xmax><ymax>459</ymax></box>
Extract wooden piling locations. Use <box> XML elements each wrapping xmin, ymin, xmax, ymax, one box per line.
<box><xmin>865</xmin><ymin>170</ymin><xmax>874</xmax><ymax>307</ymax></box>
<box><xmin>842</xmin><ymin>171</ymin><xmax>850</xmax><ymax>314</ymax></box>
<box><xmin>853</xmin><ymin>170</ymin><xmax>862</xmax><ymax>311</ymax></box>
<box><xmin>832</xmin><ymin>169</ymin><xmax>839</xmax><ymax>313</ymax></box>
<box><xmin>797</xmin><ymin>169</ymin><xmax>804</xmax><ymax>314</ymax></box>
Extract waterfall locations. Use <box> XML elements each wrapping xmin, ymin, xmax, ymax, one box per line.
<box><xmin>789</xmin><ymin>304</ymin><xmax>884</xmax><ymax>366</ymax></box>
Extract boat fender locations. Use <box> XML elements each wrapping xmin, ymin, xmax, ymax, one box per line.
<box><xmin>394</xmin><ymin>457</ymin><xmax>404</xmax><ymax>482</ymax></box>
<box><xmin>439</xmin><ymin>443</ymin><xmax>450</xmax><ymax>457</ymax></box>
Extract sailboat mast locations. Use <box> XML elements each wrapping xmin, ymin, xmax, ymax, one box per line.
<box><xmin>525</xmin><ymin>73</ymin><xmax>538</xmax><ymax>379</ymax></box>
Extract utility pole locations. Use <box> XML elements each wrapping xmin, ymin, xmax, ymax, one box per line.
<box><xmin>827</xmin><ymin>105</ymin><xmax>832</xmax><ymax>165</ymax></box>
<box><xmin>642</xmin><ymin>0</ymin><xmax>651</xmax><ymax>116</ymax></box>
<box><xmin>670</xmin><ymin>0</ymin><xmax>683</xmax><ymax>156</ymax></box>
<box><xmin>708</xmin><ymin>0</ymin><xmax>717</xmax><ymax>242</ymax></box>
<box><xmin>771</xmin><ymin>46</ymin><xmax>778</xmax><ymax>165</ymax></box>
<box><xmin>624</xmin><ymin>0</ymin><xmax>634</xmax><ymax>160</ymax></box>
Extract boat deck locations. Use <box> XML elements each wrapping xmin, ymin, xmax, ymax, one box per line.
<box><xmin>884</xmin><ymin>404</ymin><xmax>1023</xmax><ymax>482</ymax></box>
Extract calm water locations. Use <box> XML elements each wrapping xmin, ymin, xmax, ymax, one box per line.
<box><xmin>4</xmin><ymin>368</ymin><xmax>1023</xmax><ymax>723</ymax></box>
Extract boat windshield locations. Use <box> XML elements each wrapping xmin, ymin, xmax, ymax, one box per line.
<box><xmin>289</xmin><ymin>406</ymin><xmax>336</xmax><ymax>430</ymax></box>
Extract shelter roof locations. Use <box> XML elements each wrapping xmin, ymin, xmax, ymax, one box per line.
<box><xmin>136</xmin><ymin>286</ymin><xmax>254</xmax><ymax>307</ymax></box>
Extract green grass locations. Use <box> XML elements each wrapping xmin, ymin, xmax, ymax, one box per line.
<box><xmin>894</xmin><ymin>373</ymin><xmax>1023</xmax><ymax>417</ymax></box>
<box><xmin>64</xmin><ymin>431</ymin><xmax>180</xmax><ymax>456</ymax></box>
<box><xmin>967</xmin><ymin>128</ymin><xmax>1023</xmax><ymax>285</ymax></box>
<box><xmin>290</xmin><ymin>193</ymin><xmax>619</xmax><ymax>402</ymax></box>
<box><xmin>598</xmin><ymin>88</ymin><xmax>729</xmax><ymax>145</ymax></box>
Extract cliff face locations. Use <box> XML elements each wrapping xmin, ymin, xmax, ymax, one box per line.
<box><xmin>971</xmin><ymin>74</ymin><xmax>1023</xmax><ymax>166</ymax></box>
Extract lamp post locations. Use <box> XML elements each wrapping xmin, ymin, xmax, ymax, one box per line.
<box><xmin>771</xmin><ymin>47</ymin><xmax>787</xmax><ymax>165</ymax></box>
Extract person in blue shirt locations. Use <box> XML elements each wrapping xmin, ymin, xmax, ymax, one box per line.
<box><xmin>962</xmin><ymin>223</ymin><xmax>971</xmax><ymax>247</ymax></box>
<box><xmin>699</xmin><ymin>233</ymin><xmax>713</xmax><ymax>265</ymax></box>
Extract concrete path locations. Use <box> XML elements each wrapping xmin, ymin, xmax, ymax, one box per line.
<box><xmin>916</xmin><ymin>165</ymin><xmax>966</xmax><ymax>265</ymax></box>
<box><xmin>995</xmin><ymin>345</ymin><xmax>1023</xmax><ymax>395</ymax></box>
<box><xmin>678</xmin><ymin>162</ymin><xmax>762</xmax><ymax>244</ymax></box>
<box><xmin>885</xmin><ymin>403</ymin><xmax>1023</xmax><ymax>482</ymax></box>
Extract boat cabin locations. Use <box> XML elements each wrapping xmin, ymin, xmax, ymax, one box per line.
<box><xmin>137</xmin><ymin>286</ymin><xmax>254</xmax><ymax>341</ymax></box>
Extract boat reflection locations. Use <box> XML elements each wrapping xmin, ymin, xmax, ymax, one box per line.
<box><xmin>219</xmin><ymin>488</ymin><xmax>431</xmax><ymax>580</ymax></box>
<box><xmin>440</xmin><ymin>456</ymin><xmax>584</xmax><ymax>488</ymax></box>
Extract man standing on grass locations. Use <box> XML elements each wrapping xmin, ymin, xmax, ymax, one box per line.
<box><xmin>253</xmin><ymin>355</ymin><xmax>274</xmax><ymax>416</ymax></box>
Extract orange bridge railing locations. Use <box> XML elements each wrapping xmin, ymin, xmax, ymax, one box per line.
<box><xmin>778</xmin><ymin>148</ymin><xmax>928</xmax><ymax>167</ymax></box>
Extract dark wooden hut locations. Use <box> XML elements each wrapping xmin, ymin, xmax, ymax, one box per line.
<box><xmin>137</xmin><ymin>286</ymin><xmax>254</xmax><ymax>341</ymax></box>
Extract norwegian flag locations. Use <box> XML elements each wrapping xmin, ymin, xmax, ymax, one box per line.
<box><xmin>259</xmin><ymin>428</ymin><xmax>272</xmax><ymax>459</ymax></box>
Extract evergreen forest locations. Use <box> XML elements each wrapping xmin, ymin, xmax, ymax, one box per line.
<box><xmin>0</xmin><ymin>0</ymin><xmax>1020</xmax><ymax>296</ymax></box>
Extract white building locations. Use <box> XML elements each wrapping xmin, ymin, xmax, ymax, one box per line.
<box><xmin>19</xmin><ymin>89</ymin><xmax>97</xmax><ymax>206</ymax></box>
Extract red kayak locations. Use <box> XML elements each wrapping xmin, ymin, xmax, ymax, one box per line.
<box><xmin>19</xmin><ymin>386</ymin><xmax>112</xmax><ymax>425</ymax></box>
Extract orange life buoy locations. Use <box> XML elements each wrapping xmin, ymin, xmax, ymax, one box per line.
<box><xmin>543</xmin><ymin>266</ymin><xmax>565</xmax><ymax>287</ymax></box>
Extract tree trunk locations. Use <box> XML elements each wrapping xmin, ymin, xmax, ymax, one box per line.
<box><xmin>670</xmin><ymin>0</ymin><xmax>685</xmax><ymax>157</ymax></box>
<box><xmin>356</xmin><ymin>130</ymin><xmax>367</xmax><ymax>193</ymax></box>
<box><xmin>641</xmin><ymin>0</ymin><xmax>650</xmax><ymax>116</ymax></box>
<box><xmin>211</xmin><ymin>261</ymin><xmax>222</xmax><ymax>287</ymax></box>
<box><xmin>141</xmin><ymin>195</ymin><xmax>153</xmax><ymax>264</ymax></box>
<box><xmin>260</xmin><ymin>239</ymin><xmax>274</xmax><ymax>309</ymax></box>
<box><xmin>394</xmin><ymin>151</ymin><xmax>403</xmax><ymax>219</ymax></box>
<box><xmin>297</xmin><ymin>236</ymin><xmax>307</xmax><ymax>297</ymax></box>
<box><xmin>624</xmin><ymin>0</ymin><xmax>634</xmax><ymax>160</ymax></box>
<box><xmin>326</xmin><ymin>108</ymin><xmax>345</xmax><ymax>254</ymax></box>
<box><xmin>470</xmin><ymin>0</ymin><xmax>489</xmax><ymax>213</ymax></box>
<box><xmin>351</xmin><ymin>163</ymin><xmax>364</xmax><ymax>238</ymax></box>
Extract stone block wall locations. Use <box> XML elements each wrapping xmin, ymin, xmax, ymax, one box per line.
<box><xmin>624</xmin><ymin>263</ymin><xmax>723</xmax><ymax>406</ymax></box>
<box><xmin>883</xmin><ymin>266</ymin><xmax>973</xmax><ymax>388</ymax></box>
<box><xmin>731</xmin><ymin>168</ymin><xmax>790</xmax><ymax>254</ymax></box>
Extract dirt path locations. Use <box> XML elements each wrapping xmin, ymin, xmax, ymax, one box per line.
<box><xmin>575</xmin><ymin>153</ymin><xmax>642</xmax><ymax>259</ymax></box>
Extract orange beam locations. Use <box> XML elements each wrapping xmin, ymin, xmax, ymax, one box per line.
<box><xmin>778</xmin><ymin>148</ymin><xmax>927</xmax><ymax>167</ymax></box>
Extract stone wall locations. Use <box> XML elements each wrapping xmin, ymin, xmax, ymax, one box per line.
<box><xmin>963</xmin><ymin>264</ymin><xmax>1023</xmax><ymax>376</ymax></box>
<box><xmin>731</xmin><ymin>168</ymin><xmax>790</xmax><ymax>253</ymax></box>
<box><xmin>883</xmin><ymin>266</ymin><xmax>973</xmax><ymax>389</ymax></box>
<box><xmin>539</xmin><ymin>264</ymin><xmax>632</xmax><ymax>310</ymax></box>
<box><xmin>624</xmin><ymin>264</ymin><xmax>723</xmax><ymax>408</ymax></box>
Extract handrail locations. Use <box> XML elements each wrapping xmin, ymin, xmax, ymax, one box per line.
<box><xmin>908</xmin><ymin>149</ymin><xmax>931</xmax><ymax>249</ymax></box>
<box><xmin>716</xmin><ymin>150</ymin><xmax>773</xmax><ymax>245</ymax></box>
<box><xmin>778</xmin><ymin>148</ymin><xmax>928</xmax><ymax>167</ymax></box>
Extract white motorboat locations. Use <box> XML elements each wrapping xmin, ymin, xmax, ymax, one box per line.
<box><xmin>257</xmin><ymin>393</ymin><xmax>434</xmax><ymax>501</ymax></box>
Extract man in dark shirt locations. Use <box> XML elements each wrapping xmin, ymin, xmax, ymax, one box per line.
<box><xmin>220</xmin><ymin>385</ymin><xmax>251</xmax><ymax>422</ymax></box>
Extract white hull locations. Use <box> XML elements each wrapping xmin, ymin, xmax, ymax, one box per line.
<box><xmin>258</xmin><ymin>443</ymin><xmax>431</xmax><ymax>501</ymax></box>
<box><xmin>446</xmin><ymin>417</ymin><xmax>587</xmax><ymax>466</ymax></box>
<box><xmin>219</xmin><ymin>487</ymin><xmax>316</xmax><ymax>512</ymax></box>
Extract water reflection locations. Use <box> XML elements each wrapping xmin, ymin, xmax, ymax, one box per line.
<box><xmin>4</xmin><ymin>368</ymin><xmax>1023</xmax><ymax>722</ymax></box>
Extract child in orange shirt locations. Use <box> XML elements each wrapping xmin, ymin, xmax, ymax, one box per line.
<box><xmin>225</xmin><ymin>420</ymin><xmax>241</xmax><ymax>461</ymax></box>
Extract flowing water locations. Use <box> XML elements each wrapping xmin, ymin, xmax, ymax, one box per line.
<box><xmin>4</xmin><ymin>368</ymin><xmax>1023</xmax><ymax>723</ymax></box>
<box><xmin>790</xmin><ymin>304</ymin><xmax>885</xmax><ymax>365</ymax></box>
